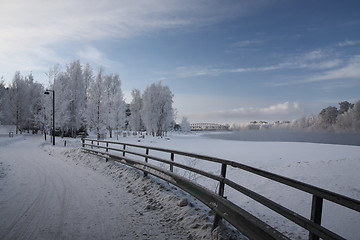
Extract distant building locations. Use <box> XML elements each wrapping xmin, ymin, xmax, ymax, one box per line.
<box><xmin>190</xmin><ymin>122</ymin><xmax>229</xmax><ymax>131</ymax></box>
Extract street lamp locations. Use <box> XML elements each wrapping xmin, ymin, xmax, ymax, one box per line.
<box><xmin>44</xmin><ymin>89</ymin><xmax>55</xmax><ymax>145</ymax></box>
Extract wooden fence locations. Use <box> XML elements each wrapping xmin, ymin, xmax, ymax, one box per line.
<box><xmin>82</xmin><ymin>138</ymin><xmax>360</xmax><ymax>240</ymax></box>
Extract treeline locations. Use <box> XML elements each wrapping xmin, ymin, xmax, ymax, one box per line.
<box><xmin>231</xmin><ymin>100</ymin><xmax>360</xmax><ymax>132</ymax></box>
<box><xmin>0</xmin><ymin>60</ymin><xmax>175</xmax><ymax>138</ymax></box>
<box><xmin>292</xmin><ymin>100</ymin><xmax>360</xmax><ymax>132</ymax></box>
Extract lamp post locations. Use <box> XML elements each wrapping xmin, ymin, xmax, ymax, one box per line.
<box><xmin>44</xmin><ymin>90</ymin><xmax>55</xmax><ymax>145</ymax></box>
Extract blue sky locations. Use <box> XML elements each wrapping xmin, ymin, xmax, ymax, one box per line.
<box><xmin>1</xmin><ymin>0</ymin><xmax>360</xmax><ymax>124</ymax></box>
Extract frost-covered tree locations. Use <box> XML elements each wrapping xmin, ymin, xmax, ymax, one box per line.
<box><xmin>25</xmin><ymin>74</ymin><xmax>44</xmax><ymax>133</ymax></box>
<box><xmin>83</xmin><ymin>63</ymin><xmax>93</xmax><ymax>100</ymax></box>
<box><xmin>103</xmin><ymin>73</ymin><xmax>125</xmax><ymax>138</ymax></box>
<box><xmin>129</xmin><ymin>88</ymin><xmax>143</xmax><ymax>133</ymax></box>
<box><xmin>338</xmin><ymin>101</ymin><xmax>354</xmax><ymax>115</ymax></box>
<box><xmin>52</xmin><ymin>72</ymin><xmax>71</xmax><ymax>136</ymax></box>
<box><xmin>86</xmin><ymin>68</ymin><xmax>106</xmax><ymax>139</ymax></box>
<box><xmin>336</xmin><ymin>100</ymin><xmax>360</xmax><ymax>132</ymax></box>
<box><xmin>335</xmin><ymin>111</ymin><xmax>353</xmax><ymax>131</ymax></box>
<box><xmin>6</xmin><ymin>72</ymin><xmax>44</xmax><ymax>133</ymax></box>
<box><xmin>180</xmin><ymin>116</ymin><xmax>191</xmax><ymax>132</ymax></box>
<box><xmin>0</xmin><ymin>79</ymin><xmax>6</xmax><ymax>124</ymax></box>
<box><xmin>112</xmin><ymin>90</ymin><xmax>127</xmax><ymax>140</ymax></box>
<box><xmin>45</xmin><ymin>64</ymin><xmax>61</xmax><ymax>87</ymax></box>
<box><xmin>316</xmin><ymin>106</ymin><xmax>338</xmax><ymax>130</ymax></box>
<box><xmin>352</xmin><ymin>100</ymin><xmax>360</xmax><ymax>131</ymax></box>
<box><xmin>291</xmin><ymin>115</ymin><xmax>316</xmax><ymax>129</ymax></box>
<box><xmin>66</xmin><ymin>60</ymin><xmax>86</xmax><ymax>136</ymax></box>
<box><xmin>141</xmin><ymin>82</ymin><xmax>174</xmax><ymax>136</ymax></box>
<box><xmin>8</xmin><ymin>72</ymin><xmax>28</xmax><ymax>134</ymax></box>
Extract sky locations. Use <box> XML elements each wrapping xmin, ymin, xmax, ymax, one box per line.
<box><xmin>1</xmin><ymin>0</ymin><xmax>360</xmax><ymax>124</ymax></box>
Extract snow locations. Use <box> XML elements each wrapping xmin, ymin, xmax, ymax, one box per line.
<box><xmin>0</xmin><ymin>135</ymin><xmax>240</xmax><ymax>240</ymax></box>
<box><xmin>1</xmin><ymin>132</ymin><xmax>359</xmax><ymax>239</ymax></box>
<box><xmin>104</xmin><ymin>132</ymin><xmax>360</xmax><ymax>239</ymax></box>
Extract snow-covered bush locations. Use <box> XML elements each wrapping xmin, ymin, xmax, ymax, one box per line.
<box><xmin>180</xmin><ymin>117</ymin><xmax>191</xmax><ymax>132</ymax></box>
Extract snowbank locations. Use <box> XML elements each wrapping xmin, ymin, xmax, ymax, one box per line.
<box><xmin>44</xmin><ymin>138</ymin><xmax>244</xmax><ymax>239</ymax></box>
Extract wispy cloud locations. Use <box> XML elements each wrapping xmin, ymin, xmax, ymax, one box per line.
<box><xmin>168</xmin><ymin>48</ymin><xmax>343</xmax><ymax>80</ymax></box>
<box><xmin>76</xmin><ymin>45</ymin><xmax>121</xmax><ymax>70</ymax></box>
<box><xmin>308</xmin><ymin>55</ymin><xmax>360</xmax><ymax>82</ymax></box>
<box><xmin>273</xmin><ymin>55</ymin><xmax>360</xmax><ymax>86</ymax></box>
<box><xmin>234</xmin><ymin>40</ymin><xmax>262</xmax><ymax>47</ymax></box>
<box><xmin>337</xmin><ymin>40</ymin><xmax>360</xmax><ymax>47</ymax></box>
<box><xmin>0</xmin><ymin>0</ymin><xmax>268</xmax><ymax>82</ymax></box>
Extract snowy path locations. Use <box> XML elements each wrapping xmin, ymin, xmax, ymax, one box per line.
<box><xmin>0</xmin><ymin>136</ymin><xmax>195</xmax><ymax>240</ymax></box>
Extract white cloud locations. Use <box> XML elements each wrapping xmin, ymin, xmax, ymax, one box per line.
<box><xmin>337</xmin><ymin>40</ymin><xmax>360</xmax><ymax>47</ymax></box>
<box><xmin>271</xmin><ymin>55</ymin><xmax>360</xmax><ymax>87</ymax></box>
<box><xmin>234</xmin><ymin>40</ymin><xmax>262</xmax><ymax>47</ymax></box>
<box><xmin>308</xmin><ymin>55</ymin><xmax>360</xmax><ymax>82</ymax></box>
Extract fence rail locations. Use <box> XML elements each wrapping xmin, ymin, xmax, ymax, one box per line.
<box><xmin>82</xmin><ymin>138</ymin><xmax>360</xmax><ymax>240</ymax></box>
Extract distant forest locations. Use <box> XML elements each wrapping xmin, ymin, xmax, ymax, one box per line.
<box><xmin>231</xmin><ymin>100</ymin><xmax>360</xmax><ymax>132</ymax></box>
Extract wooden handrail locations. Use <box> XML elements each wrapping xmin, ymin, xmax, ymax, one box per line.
<box><xmin>82</xmin><ymin>138</ymin><xmax>359</xmax><ymax>240</ymax></box>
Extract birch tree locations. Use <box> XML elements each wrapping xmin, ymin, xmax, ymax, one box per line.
<box><xmin>86</xmin><ymin>68</ymin><xmax>106</xmax><ymax>139</ymax></box>
<box><xmin>112</xmin><ymin>90</ymin><xmax>127</xmax><ymax>140</ymax></box>
<box><xmin>25</xmin><ymin>74</ymin><xmax>44</xmax><ymax>133</ymax></box>
<box><xmin>66</xmin><ymin>60</ymin><xmax>86</xmax><ymax>136</ymax></box>
<box><xmin>53</xmin><ymin>72</ymin><xmax>71</xmax><ymax>136</ymax></box>
<box><xmin>129</xmin><ymin>88</ymin><xmax>143</xmax><ymax>133</ymax></box>
<box><xmin>8</xmin><ymin>72</ymin><xmax>27</xmax><ymax>134</ymax></box>
<box><xmin>103</xmin><ymin>73</ymin><xmax>122</xmax><ymax>138</ymax></box>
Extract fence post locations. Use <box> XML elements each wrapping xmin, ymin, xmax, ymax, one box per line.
<box><xmin>213</xmin><ymin>163</ymin><xmax>227</xmax><ymax>230</ymax></box>
<box><xmin>123</xmin><ymin>144</ymin><xmax>126</xmax><ymax>157</ymax></box>
<box><xmin>144</xmin><ymin>148</ymin><xmax>149</xmax><ymax>177</ymax></box>
<box><xmin>170</xmin><ymin>152</ymin><xmax>174</xmax><ymax>172</ymax></box>
<box><xmin>82</xmin><ymin>138</ymin><xmax>85</xmax><ymax>148</ymax></box>
<box><xmin>105</xmin><ymin>142</ymin><xmax>109</xmax><ymax>162</ymax></box>
<box><xmin>309</xmin><ymin>195</ymin><xmax>323</xmax><ymax>240</ymax></box>
<box><xmin>91</xmin><ymin>140</ymin><xmax>93</xmax><ymax>149</ymax></box>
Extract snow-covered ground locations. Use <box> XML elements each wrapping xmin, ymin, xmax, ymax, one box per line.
<box><xmin>1</xmin><ymin>132</ymin><xmax>359</xmax><ymax>239</ymax></box>
<box><xmin>106</xmin><ymin>131</ymin><xmax>360</xmax><ymax>240</ymax></box>
<box><xmin>0</xmin><ymin>135</ymin><xmax>239</xmax><ymax>240</ymax></box>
